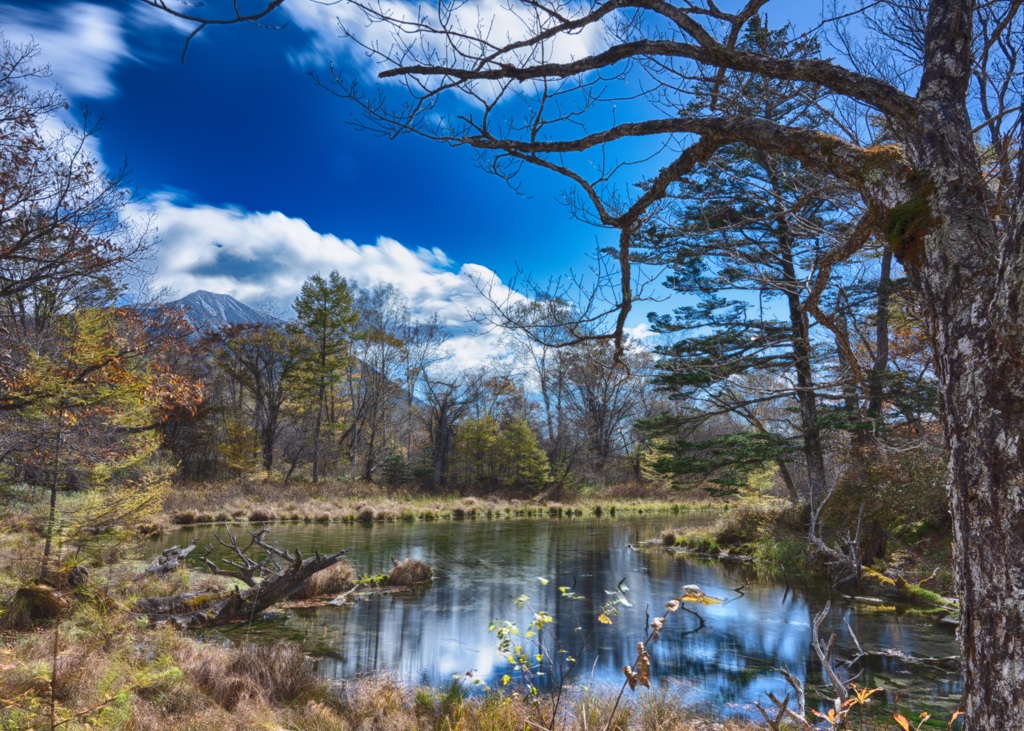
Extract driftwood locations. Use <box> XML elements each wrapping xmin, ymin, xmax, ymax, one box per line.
<box><xmin>136</xmin><ymin>529</ymin><xmax>347</xmax><ymax>628</ymax></box>
<box><xmin>144</xmin><ymin>538</ymin><xmax>199</xmax><ymax>576</ymax></box>
<box><xmin>842</xmin><ymin>618</ymin><xmax>961</xmax><ymax>670</ymax></box>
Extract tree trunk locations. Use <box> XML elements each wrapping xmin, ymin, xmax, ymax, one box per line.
<box><xmin>779</xmin><ymin>228</ymin><xmax>828</xmax><ymax>502</ymax></box>
<box><xmin>898</xmin><ymin>2</ymin><xmax>1024</xmax><ymax>725</ymax></box>
<box><xmin>923</xmin><ymin>224</ymin><xmax>1024</xmax><ymax>729</ymax></box>
<box><xmin>41</xmin><ymin>407</ymin><xmax>64</xmax><ymax>577</ymax></box>
<box><xmin>918</xmin><ymin>211</ymin><xmax>1024</xmax><ymax>729</ymax></box>
<box><xmin>867</xmin><ymin>248</ymin><xmax>893</xmax><ymax>425</ymax></box>
<box><xmin>135</xmin><ymin>547</ymin><xmax>347</xmax><ymax>628</ymax></box>
<box><xmin>145</xmin><ymin>539</ymin><xmax>199</xmax><ymax>576</ymax></box>
<box><xmin>311</xmin><ymin>389</ymin><xmax>323</xmax><ymax>483</ymax></box>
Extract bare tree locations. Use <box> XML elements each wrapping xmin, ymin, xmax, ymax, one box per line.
<box><xmin>208</xmin><ymin>323</ymin><xmax>299</xmax><ymax>472</ymax></box>
<box><xmin>136</xmin><ymin>528</ymin><xmax>347</xmax><ymax>627</ymax></box>
<box><xmin>418</xmin><ymin>368</ymin><xmax>485</xmax><ymax>490</ymax></box>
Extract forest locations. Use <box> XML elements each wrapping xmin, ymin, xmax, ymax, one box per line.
<box><xmin>1</xmin><ymin>0</ymin><xmax>1022</xmax><ymax>728</ymax></box>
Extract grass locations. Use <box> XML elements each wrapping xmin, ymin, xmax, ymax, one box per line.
<box><xmin>0</xmin><ymin>481</ymin><xmax>958</xmax><ymax>729</ymax></box>
<box><xmin>658</xmin><ymin>504</ymin><xmax>793</xmax><ymax>562</ymax></box>
<box><xmin>155</xmin><ymin>478</ymin><xmax>725</xmax><ymax>532</ymax></box>
<box><xmin>291</xmin><ymin>561</ymin><xmax>357</xmax><ymax>600</ymax></box>
<box><xmin>388</xmin><ymin>558</ymin><xmax>433</xmax><ymax>587</ymax></box>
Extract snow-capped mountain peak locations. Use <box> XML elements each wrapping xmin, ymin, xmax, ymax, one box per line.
<box><xmin>167</xmin><ymin>290</ymin><xmax>276</xmax><ymax>331</ymax></box>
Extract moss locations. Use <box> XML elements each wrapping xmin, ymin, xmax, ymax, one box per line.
<box><xmin>895</xmin><ymin>575</ymin><xmax>951</xmax><ymax>606</ymax></box>
<box><xmin>357</xmin><ymin>573</ymin><xmax>390</xmax><ymax>587</ymax></box>
<box><xmin>884</xmin><ymin>174</ymin><xmax>935</xmax><ymax>269</ymax></box>
<box><xmin>862</xmin><ymin>566</ymin><xmax>896</xmax><ymax>588</ymax></box>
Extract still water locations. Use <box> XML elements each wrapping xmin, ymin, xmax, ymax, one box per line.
<box><xmin>157</xmin><ymin>514</ymin><xmax>961</xmax><ymax>717</ymax></box>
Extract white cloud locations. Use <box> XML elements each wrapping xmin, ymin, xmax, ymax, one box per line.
<box><xmin>140</xmin><ymin>194</ymin><xmax>523</xmax><ymax>367</ymax></box>
<box><xmin>624</xmin><ymin>321</ymin><xmax>654</xmax><ymax>341</ymax></box>
<box><xmin>283</xmin><ymin>0</ymin><xmax>609</xmax><ymax>100</ymax></box>
<box><xmin>0</xmin><ymin>2</ymin><xmax>130</xmax><ymax>99</ymax></box>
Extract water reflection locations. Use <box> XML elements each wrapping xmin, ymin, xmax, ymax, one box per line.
<box><xmin>159</xmin><ymin>516</ymin><xmax>961</xmax><ymax>715</ymax></box>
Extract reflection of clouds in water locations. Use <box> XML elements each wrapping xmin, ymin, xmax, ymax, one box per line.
<box><xmin>157</xmin><ymin>518</ymin><xmax>960</xmax><ymax>715</ymax></box>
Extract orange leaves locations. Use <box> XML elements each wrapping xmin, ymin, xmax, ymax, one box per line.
<box><xmin>848</xmin><ymin>684</ymin><xmax>882</xmax><ymax>705</ymax></box>
<box><xmin>811</xmin><ymin>707</ymin><xmax>845</xmax><ymax>726</ymax></box>
<box><xmin>894</xmin><ymin>711</ymin><xmax>933</xmax><ymax>731</ymax></box>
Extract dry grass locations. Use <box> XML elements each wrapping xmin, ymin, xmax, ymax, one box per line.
<box><xmin>154</xmin><ymin>478</ymin><xmax>723</xmax><ymax>534</ymax></box>
<box><xmin>176</xmin><ymin>640</ymin><xmax>323</xmax><ymax>710</ymax></box>
<box><xmin>388</xmin><ymin>558</ymin><xmax>433</xmax><ymax>587</ymax></box>
<box><xmin>292</xmin><ymin>561</ymin><xmax>357</xmax><ymax>600</ymax></box>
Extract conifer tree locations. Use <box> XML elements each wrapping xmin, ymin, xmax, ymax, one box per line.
<box><xmin>636</xmin><ymin>20</ymin><xmax>849</xmax><ymax>503</ymax></box>
<box><xmin>292</xmin><ymin>271</ymin><xmax>358</xmax><ymax>482</ymax></box>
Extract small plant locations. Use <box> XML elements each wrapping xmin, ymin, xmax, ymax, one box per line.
<box><xmin>489</xmin><ymin>578</ymin><xmax>588</xmax><ymax>730</ymax></box>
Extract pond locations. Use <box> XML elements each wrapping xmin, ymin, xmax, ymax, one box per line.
<box><xmin>155</xmin><ymin>514</ymin><xmax>962</xmax><ymax>719</ymax></box>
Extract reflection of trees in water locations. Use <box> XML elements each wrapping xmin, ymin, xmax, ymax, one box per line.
<box><xmin>161</xmin><ymin>518</ymin><xmax>958</xmax><ymax>705</ymax></box>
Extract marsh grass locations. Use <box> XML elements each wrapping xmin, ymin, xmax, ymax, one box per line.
<box><xmin>659</xmin><ymin>504</ymin><xmax>804</xmax><ymax>563</ymax></box>
<box><xmin>388</xmin><ymin>558</ymin><xmax>433</xmax><ymax>587</ymax></box>
<box><xmin>156</xmin><ymin>479</ymin><xmax>722</xmax><ymax>533</ymax></box>
<box><xmin>291</xmin><ymin>561</ymin><xmax>357</xmax><ymax>600</ymax></box>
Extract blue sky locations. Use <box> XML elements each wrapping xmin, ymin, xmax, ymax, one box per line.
<box><xmin>0</xmin><ymin>0</ymin><xmax>817</xmax><ymax>362</ymax></box>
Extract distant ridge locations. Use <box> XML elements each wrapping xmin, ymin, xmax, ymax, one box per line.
<box><xmin>167</xmin><ymin>290</ymin><xmax>277</xmax><ymax>332</ymax></box>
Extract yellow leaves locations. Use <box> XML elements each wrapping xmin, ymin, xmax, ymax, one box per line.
<box><xmin>501</xmin><ymin>674</ymin><xmax>511</xmax><ymax>686</ymax></box>
<box><xmin>537</xmin><ymin>577</ymin><xmax>549</xmax><ymax>586</ymax></box>
<box><xmin>597</xmin><ymin>612</ymin><xmax>613</xmax><ymax>625</ymax></box>
<box><xmin>894</xmin><ymin>714</ymin><xmax>911</xmax><ymax>731</ymax></box>
<box><xmin>679</xmin><ymin>585</ymin><xmax>722</xmax><ymax>605</ymax></box>
<box><xmin>848</xmin><ymin>683</ymin><xmax>882</xmax><ymax>706</ymax></box>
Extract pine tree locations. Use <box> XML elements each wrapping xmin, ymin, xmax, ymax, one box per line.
<box><xmin>636</xmin><ymin>19</ymin><xmax>845</xmax><ymax>503</ymax></box>
<box><xmin>292</xmin><ymin>271</ymin><xmax>358</xmax><ymax>483</ymax></box>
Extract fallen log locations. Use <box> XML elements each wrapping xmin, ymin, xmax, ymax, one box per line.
<box><xmin>144</xmin><ymin>538</ymin><xmax>199</xmax><ymax>576</ymax></box>
<box><xmin>135</xmin><ymin>529</ymin><xmax>347</xmax><ymax>628</ymax></box>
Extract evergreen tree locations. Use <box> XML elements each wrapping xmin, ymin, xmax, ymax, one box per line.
<box><xmin>292</xmin><ymin>271</ymin><xmax>358</xmax><ymax>483</ymax></box>
<box><xmin>636</xmin><ymin>19</ymin><xmax>845</xmax><ymax>503</ymax></box>
<box><xmin>495</xmin><ymin>416</ymin><xmax>551</xmax><ymax>491</ymax></box>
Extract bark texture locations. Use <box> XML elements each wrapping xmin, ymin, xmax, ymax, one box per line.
<box><xmin>900</xmin><ymin>2</ymin><xmax>1024</xmax><ymax>726</ymax></box>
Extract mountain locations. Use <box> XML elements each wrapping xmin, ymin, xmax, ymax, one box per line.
<box><xmin>166</xmin><ymin>290</ymin><xmax>277</xmax><ymax>332</ymax></box>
